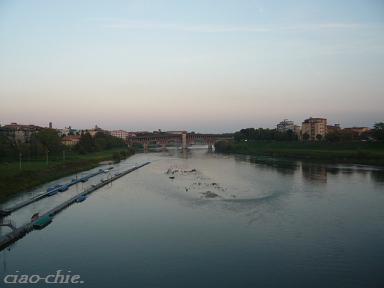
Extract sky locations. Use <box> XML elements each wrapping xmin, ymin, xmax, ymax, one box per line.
<box><xmin>0</xmin><ymin>0</ymin><xmax>383</xmax><ymax>133</ymax></box>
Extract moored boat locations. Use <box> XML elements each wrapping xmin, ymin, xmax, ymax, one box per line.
<box><xmin>58</xmin><ymin>185</ymin><xmax>69</xmax><ymax>192</ymax></box>
<box><xmin>47</xmin><ymin>184</ymin><xmax>61</xmax><ymax>196</ymax></box>
<box><xmin>75</xmin><ymin>195</ymin><xmax>87</xmax><ymax>203</ymax></box>
<box><xmin>31</xmin><ymin>212</ymin><xmax>39</xmax><ymax>222</ymax></box>
<box><xmin>33</xmin><ymin>215</ymin><xmax>53</xmax><ymax>229</ymax></box>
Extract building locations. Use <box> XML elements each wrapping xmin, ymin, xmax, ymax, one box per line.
<box><xmin>61</xmin><ymin>135</ymin><xmax>81</xmax><ymax>146</ymax></box>
<box><xmin>276</xmin><ymin>119</ymin><xmax>295</xmax><ymax>132</ymax></box>
<box><xmin>1</xmin><ymin>123</ymin><xmax>43</xmax><ymax>143</ymax></box>
<box><xmin>110</xmin><ymin>130</ymin><xmax>136</xmax><ymax>140</ymax></box>
<box><xmin>276</xmin><ymin>120</ymin><xmax>301</xmax><ymax>138</ymax></box>
<box><xmin>327</xmin><ymin>124</ymin><xmax>341</xmax><ymax>133</ymax></box>
<box><xmin>343</xmin><ymin>127</ymin><xmax>370</xmax><ymax>135</ymax></box>
<box><xmin>58</xmin><ymin>126</ymin><xmax>78</xmax><ymax>137</ymax></box>
<box><xmin>301</xmin><ymin>117</ymin><xmax>327</xmax><ymax>141</ymax></box>
<box><xmin>88</xmin><ymin>125</ymin><xmax>107</xmax><ymax>137</ymax></box>
<box><xmin>293</xmin><ymin>125</ymin><xmax>301</xmax><ymax>137</ymax></box>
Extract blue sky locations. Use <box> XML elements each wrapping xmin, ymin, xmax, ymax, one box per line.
<box><xmin>0</xmin><ymin>0</ymin><xmax>383</xmax><ymax>132</ymax></box>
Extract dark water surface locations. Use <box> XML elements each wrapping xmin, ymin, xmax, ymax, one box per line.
<box><xmin>1</xmin><ymin>148</ymin><xmax>384</xmax><ymax>287</ymax></box>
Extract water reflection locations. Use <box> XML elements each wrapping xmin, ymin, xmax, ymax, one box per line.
<box><xmin>235</xmin><ymin>155</ymin><xmax>299</xmax><ymax>175</ymax></box>
<box><xmin>231</xmin><ymin>153</ymin><xmax>384</xmax><ymax>186</ymax></box>
<box><xmin>371</xmin><ymin>170</ymin><xmax>384</xmax><ymax>185</ymax></box>
<box><xmin>301</xmin><ymin>163</ymin><xmax>328</xmax><ymax>184</ymax></box>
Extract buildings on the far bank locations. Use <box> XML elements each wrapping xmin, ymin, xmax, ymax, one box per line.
<box><xmin>0</xmin><ymin>123</ymin><xmax>43</xmax><ymax>144</ymax></box>
<box><xmin>276</xmin><ymin>118</ymin><xmax>328</xmax><ymax>141</ymax></box>
<box><xmin>277</xmin><ymin>119</ymin><xmax>295</xmax><ymax>132</ymax></box>
<box><xmin>276</xmin><ymin>117</ymin><xmax>328</xmax><ymax>141</ymax></box>
<box><xmin>276</xmin><ymin>117</ymin><xmax>370</xmax><ymax>141</ymax></box>
<box><xmin>110</xmin><ymin>130</ymin><xmax>137</xmax><ymax>140</ymax></box>
<box><xmin>301</xmin><ymin>117</ymin><xmax>327</xmax><ymax>141</ymax></box>
<box><xmin>327</xmin><ymin>124</ymin><xmax>341</xmax><ymax>133</ymax></box>
<box><xmin>276</xmin><ymin>119</ymin><xmax>301</xmax><ymax>137</ymax></box>
<box><xmin>62</xmin><ymin>135</ymin><xmax>81</xmax><ymax>146</ymax></box>
<box><xmin>343</xmin><ymin>127</ymin><xmax>370</xmax><ymax>135</ymax></box>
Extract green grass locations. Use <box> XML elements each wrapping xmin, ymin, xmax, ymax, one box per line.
<box><xmin>216</xmin><ymin>140</ymin><xmax>384</xmax><ymax>166</ymax></box>
<box><xmin>0</xmin><ymin>148</ymin><xmax>134</xmax><ymax>201</ymax></box>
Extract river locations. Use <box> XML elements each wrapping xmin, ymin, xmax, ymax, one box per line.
<box><xmin>1</xmin><ymin>147</ymin><xmax>383</xmax><ymax>287</ymax></box>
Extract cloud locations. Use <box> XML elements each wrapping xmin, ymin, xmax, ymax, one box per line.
<box><xmin>281</xmin><ymin>22</ymin><xmax>365</xmax><ymax>32</ymax></box>
<box><xmin>90</xmin><ymin>18</ymin><xmax>367</xmax><ymax>33</ymax></box>
<box><xmin>100</xmin><ymin>20</ymin><xmax>271</xmax><ymax>33</ymax></box>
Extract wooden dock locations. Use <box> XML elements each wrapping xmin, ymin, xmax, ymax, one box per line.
<box><xmin>0</xmin><ymin>162</ymin><xmax>150</xmax><ymax>251</ymax></box>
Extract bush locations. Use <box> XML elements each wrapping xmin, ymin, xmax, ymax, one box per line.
<box><xmin>112</xmin><ymin>152</ymin><xmax>121</xmax><ymax>163</ymax></box>
<box><xmin>214</xmin><ymin>140</ymin><xmax>234</xmax><ymax>153</ymax></box>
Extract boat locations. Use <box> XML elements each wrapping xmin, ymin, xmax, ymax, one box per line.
<box><xmin>31</xmin><ymin>212</ymin><xmax>39</xmax><ymax>222</ymax></box>
<box><xmin>58</xmin><ymin>185</ymin><xmax>69</xmax><ymax>192</ymax></box>
<box><xmin>80</xmin><ymin>177</ymin><xmax>88</xmax><ymax>183</ymax></box>
<box><xmin>47</xmin><ymin>184</ymin><xmax>61</xmax><ymax>192</ymax></box>
<box><xmin>33</xmin><ymin>215</ymin><xmax>52</xmax><ymax>229</ymax></box>
<box><xmin>47</xmin><ymin>189</ymin><xmax>58</xmax><ymax>196</ymax></box>
<box><xmin>47</xmin><ymin>184</ymin><xmax>61</xmax><ymax>196</ymax></box>
<box><xmin>75</xmin><ymin>195</ymin><xmax>87</xmax><ymax>203</ymax></box>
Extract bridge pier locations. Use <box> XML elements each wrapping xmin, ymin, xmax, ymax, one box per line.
<box><xmin>143</xmin><ymin>142</ymin><xmax>149</xmax><ymax>153</ymax></box>
<box><xmin>182</xmin><ymin>132</ymin><xmax>187</xmax><ymax>149</ymax></box>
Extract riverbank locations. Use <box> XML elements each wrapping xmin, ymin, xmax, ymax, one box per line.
<box><xmin>0</xmin><ymin>148</ymin><xmax>135</xmax><ymax>201</ymax></box>
<box><xmin>214</xmin><ymin>140</ymin><xmax>384</xmax><ymax>166</ymax></box>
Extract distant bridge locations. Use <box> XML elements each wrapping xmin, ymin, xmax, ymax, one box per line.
<box><xmin>128</xmin><ymin>132</ymin><xmax>232</xmax><ymax>151</ymax></box>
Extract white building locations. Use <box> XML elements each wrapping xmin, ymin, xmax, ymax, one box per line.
<box><xmin>276</xmin><ymin>119</ymin><xmax>295</xmax><ymax>132</ymax></box>
<box><xmin>110</xmin><ymin>130</ymin><xmax>135</xmax><ymax>140</ymax></box>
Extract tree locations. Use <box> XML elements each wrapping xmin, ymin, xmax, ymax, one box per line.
<box><xmin>325</xmin><ymin>131</ymin><xmax>340</xmax><ymax>142</ymax></box>
<box><xmin>35</xmin><ymin>129</ymin><xmax>63</xmax><ymax>155</ymax></box>
<box><xmin>30</xmin><ymin>134</ymin><xmax>45</xmax><ymax>157</ymax></box>
<box><xmin>76</xmin><ymin>132</ymin><xmax>95</xmax><ymax>153</ymax></box>
<box><xmin>75</xmin><ymin>131</ymin><xmax>126</xmax><ymax>154</ymax></box>
<box><xmin>302</xmin><ymin>133</ymin><xmax>310</xmax><ymax>141</ymax></box>
<box><xmin>316</xmin><ymin>134</ymin><xmax>323</xmax><ymax>141</ymax></box>
<box><xmin>339</xmin><ymin>130</ymin><xmax>354</xmax><ymax>142</ymax></box>
<box><xmin>0</xmin><ymin>134</ymin><xmax>16</xmax><ymax>160</ymax></box>
<box><xmin>234</xmin><ymin>127</ymin><xmax>298</xmax><ymax>142</ymax></box>
<box><xmin>214</xmin><ymin>140</ymin><xmax>234</xmax><ymax>153</ymax></box>
<box><xmin>373</xmin><ymin>122</ymin><xmax>384</xmax><ymax>141</ymax></box>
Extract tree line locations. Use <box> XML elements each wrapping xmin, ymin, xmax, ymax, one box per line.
<box><xmin>0</xmin><ymin>129</ymin><xmax>64</xmax><ymax>161</ymax></box>
<box><xmin>75</xmin><ymin>131</ymin><xmax>126</xmax><ymax>154</ymax></box>
<box><xmin>0</xmin><ymin>129</ymin><xmax>128</xmax><ymax>161</ymax></box>
<box><xmin>234</xmin><ymin>128</ymin><xmax>298</xmax><ymax>142</ymax></box>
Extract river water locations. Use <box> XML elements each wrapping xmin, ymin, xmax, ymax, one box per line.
<box><xmin>1</xmin><ymin>147</ymin><xmax>383</xmax><ymax>288</ymax></box>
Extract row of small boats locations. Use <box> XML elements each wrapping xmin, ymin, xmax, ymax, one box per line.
<box><xmin>32</xmin><ymin>167</ymin><xmax>115</xmax><ymax>228</ymax></box>
<box><xmin>46</xmin><ymin>167</ymin><xmax>114</xmax><ymax>196</ymax></box>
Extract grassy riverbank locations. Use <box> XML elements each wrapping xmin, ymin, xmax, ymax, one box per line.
<box><xmin>0</xmin><ymin>148</ymin><xmax>134</xmax><ymax>201</ymax></box>
<box><xmin>215</xmin><ymin>140</ymin><xmax>384</xmax><ymax>166</ymax></box>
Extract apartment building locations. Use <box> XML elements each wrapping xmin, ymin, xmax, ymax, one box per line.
<box><xmin>301</xmin><ymin>117</ymin><xmax>327</xmax><ymax>141</ymax></box>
